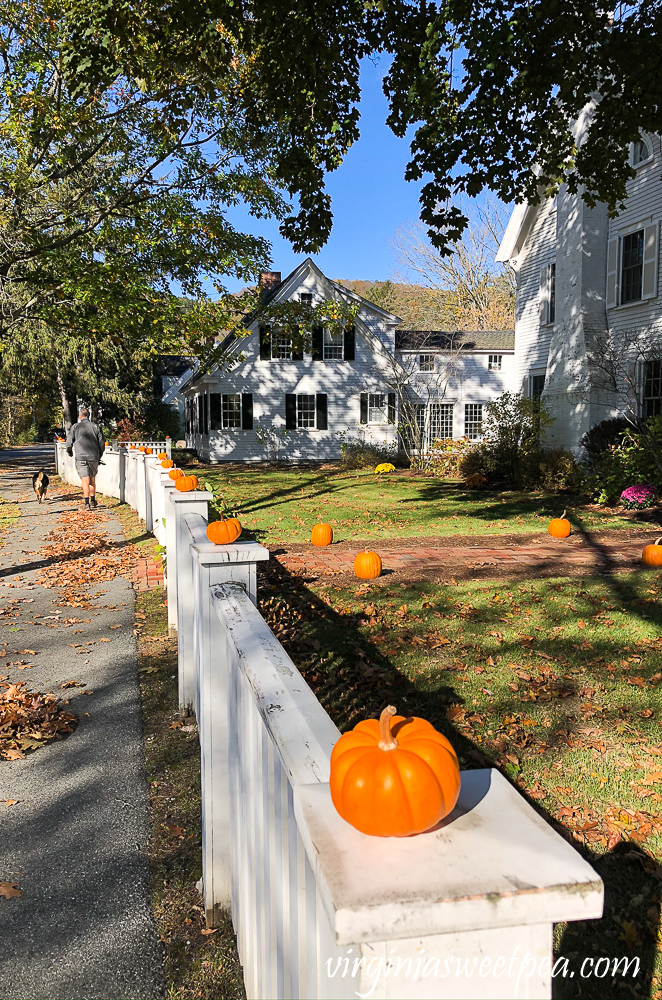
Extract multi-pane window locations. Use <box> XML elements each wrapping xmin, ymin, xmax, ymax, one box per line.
<box><xmin>530</xmin><ymin>374</ymin><xmax>546</xmax><ymax>400</ymax></box>
<box><xmin>488</xmin><ymin>355</ymin><xmax>502</xmax><ymax>371</ymax></box>
<box><xmin>540</xmin><ymin>262</ymin><xmax>556</xmax><ymax>324</ymax></box>
<box><xmin>368</xmin><ymin>393</ymin><xmax>388</xmax><ymax>424</ymax></box>
<box><xmin>429</xmin><ymin>403</ymin><xmax>454</xmax><ymax>440</ymax></box>
<box><xmin>464</xmin><ymin>403</ymin><xmax>483</xmax><ymax>439</ymax></box>
<box><xmin>297</xmin><ymin>394</ymin><xmax>316</xmax><ymax>428</ymax></box>
<box><xmin>633</xmin><ymin>139</ymin><xmax>651</xmax><ymax>166</ymax></box>
<box><xmin>271</xmin><ymin>333</ymin><xmax>293</xmax><ymax>360</ymax></box>
<box><xmin>644</xmin><ymin>360</ymin><xmax>662</xmax><ymax>418</ymax></box>
<box><xmin>323</xmin><ymin>328</ymin><xmax>344</xmax><ymax>360</ymax></box>
<box><xmin>299</xmin><ymin>292</ymin><xmax>313</xmax><ymax>305</ymax></box>
<box><xmin>621</xmin><ymin>230</ymin><xmax>644</xmax><ymax>304</ymax></box>
<box><xmin>222</xmin><ymin>394</ymin><xmax>241</xmax><ymax>428</ymax></box>
<box><xmin>419</xmin><ymin>354</ymin><xmax>435</xmax><ymax>372</ymax></box>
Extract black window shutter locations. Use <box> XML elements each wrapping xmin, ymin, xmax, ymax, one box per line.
<box><xmin>210</xmin><ymin>393</ymin><xmax>222</xmax><ymax>430</ymax></box>
<box><xmin>285</xmin><ymin>393</ymin><xmax>296</xmax><ymax>430</ymax></box>
<box><xmin>316</xmin><ymin>393</ymin><xmax>328</xmax><ymax>430</ymax></box>
<box><xmin>387</xmin><ymin>392</ymin><xmax>396</xmax><ymax>424</ymax></box>
<box><xmin>241</xmin><ymin>393</ymin><xmax>253</xmax><ymax>430</ymax></box>
<box><xmin>292</xmin><ymin>328</ymin><xmax>304</xmax><ymax>361</ymax></box>
<box><xmin>311</xmin><ymin>326</ymin><xmax>323</xmax><ymax>360</ymax></box>
<box><xmin>360</xmin><ymin>392</ymin><xmax>368</xmax><ymax>425</ymax></box>
<box><xmin>344</xmin><ymin>326</ymin><xmax>356</xmax><ymax>361</ymax></box>
<box><xmin>259</xmin><ymin>326</ymin><xmax>271</xmax><ymax>361</ymax></box>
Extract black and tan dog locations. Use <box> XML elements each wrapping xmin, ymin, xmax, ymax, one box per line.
<box><xmin>32</xmin><ymin>469</ymin><xmax>49</xmax><ymax>504</ymax></box>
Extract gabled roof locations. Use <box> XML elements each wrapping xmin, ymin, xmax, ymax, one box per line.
<box><xmin>396</xmin><ymin>330</ymin><xmax>515</xmax><ymax>351</ymax></box>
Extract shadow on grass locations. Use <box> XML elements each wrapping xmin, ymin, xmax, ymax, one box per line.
<box><xmin>258</xmin><ymin>556</ymin><xmax>661</xmax><ymax>1000</ymax></box>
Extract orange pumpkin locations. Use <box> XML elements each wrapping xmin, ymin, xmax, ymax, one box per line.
<box><xmin>206</xmin><ymin>517</ymin><xmax>242</xmax><ymax>545</ymax></box>
<box><xmin>161</xmin><ymin>459</ymin><xmax>174</xmax><ymax>469</ymax></box>
<box><xmin>138</xmin><ymin>446</ymin><xmax>145</xmax><ymax>452</ymax></box>
<box><xmin>642</xmin><ymin>536</ymin><xmax>662</xmax><ymax>566</ymax></box>
<box><xmin>354</xmin><ymin>550</ymin><xmax>382</xmax><ymax>579</ymax></box>
<box><xmin>330</xmin><ymin>706</ymin><xmax>461</xmax><ymax>837</ymax></box>
<box><xmin>548</xmin><ymin>510</ymin><xmax>571</xmax><ymax>538</ymax></box>
<box><xmin>175</xmin><ymin>474</ymin><xmax>199</xmax><ymax>492</ymax></box>
<box><xmin>130</xmin><ymin>444</ymin><xmax>135</xmax><ymax>450</ymax></box>
<box><xmin>145</xmin><ymin>447</ymin><xmax>153</xmax><ymax>455</ymax></box>
<box><xmin>311</xmin><ymin>522</ymin><xmax>333</xmax><ymax>547</ymax></box>
<box><xmin>157</xmin><ymin>452</ymin><xmax>167</xmax><ymax>460</ymax></box>
<box><xmin>168</xmin><ymin>468</ymin><xmax>184</xmax><ymax>481</ymax></box>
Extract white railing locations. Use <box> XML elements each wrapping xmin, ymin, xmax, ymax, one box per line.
<box><xmin>55</xmin><ymin>441</ymin><xmax>605</xmax><ymax>1000</ymax></box>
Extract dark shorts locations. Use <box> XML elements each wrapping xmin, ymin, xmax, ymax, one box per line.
<box><xmin>76</xmin><ymin>460</ymin><xmax>99</xmax><ymax>479</ymax></box>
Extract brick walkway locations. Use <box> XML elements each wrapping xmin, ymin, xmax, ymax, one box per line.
<box><xmin>131</xmin><ymin>555</ymin><xmax>164</xmax><ymax>592</ymax></box>
<box><xmin>274</xmin><ymin>534</ymin><xmax>654</xmax><ymax>582</ymax></box>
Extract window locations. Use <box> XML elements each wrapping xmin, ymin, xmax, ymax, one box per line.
<box><xmin>621</xmin><ymin>229</ymin><xmax>644</xmax><ymax>304</ymax></box>
<box><xmin>299</xmin><ymin>292</ymin><xmax>313</xmax><ymax>305</ymax></box>
<box><xmin>296</xmin><ymin>394</ymin><xmax>316</xmax><ymax>428</ymax></box>
<box><xmin>644</xmin><ymin>360</ymin><xmax>662</xmax><ymax>418</ymax></box>
<box><xmin>464</xmin><ymin>403</ymin><xmax>483</xmax><ymax>439</ymax></box>
<box><xmin>368</xmin><ymin>393</ymin><xmax>388</xmax><ymax>424</ymax></box>
<box><xmin>429</xmin><ymin>403</ymin><xmax>454</xmax><ymax>440</ymax></box>
<box><xmin>222</xmin><ymin>394</ymin><xmax>241</xmax><ymax>428</ymax></box>
<box><xmin>530</xmin><ymin>373</ymin><xmax>546</xmax><ymax>400</ymax></box>
<box><xmin>419</xmin><ymin>354</ymin><xmax>435</xmax><ymax>372</ymax></box>
<box><xmin>488</xmin><ymin>355</ymin><xmax>503</xmax><ymax>371</ymax></box>
<box><xmin>539</xmin><ymin>262</ymin><xmax>556</xmax><ymax>324</ymax></box>
<box><xmin>271</xmin><ymin>333</ymin><xmax>293</xmax><ymax>360</ymax></box>
<box><xmin>323</xmin><ymin>328</ymin><xmax>344</xmax><ymax>360</ymax></box>
<box><xmin>632</xmin><ymin>138</ymin><xmax>652</xmax><ymax>166</ymax></box>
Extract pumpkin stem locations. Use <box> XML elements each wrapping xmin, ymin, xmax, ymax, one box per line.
<box><xmin>560</xmin><ymin>510</ymin><xmax>567</xmax><ymax>519</ymax></box>
<box><xmin>378</xmin><ymin>705</ymin><xmax>398</xmax><ymax>751</ymax></box>
<box><xmin>656</xmin><ymin>537</ymin><xmax>662</xmax><ymax>546</ymax></box>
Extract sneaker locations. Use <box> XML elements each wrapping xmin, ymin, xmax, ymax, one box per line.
<box><xmin>90</xmin><ymin>497</ymin><xmax>98</xmax><ymax>509</ymax></box>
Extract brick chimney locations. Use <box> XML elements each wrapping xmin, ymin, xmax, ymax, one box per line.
<box><xmin>258</xmin><ymin>271</ymin><xmax>281</xmax><ymax>296</ymax></box>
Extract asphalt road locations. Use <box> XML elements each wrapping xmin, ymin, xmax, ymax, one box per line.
<box><xmin>0</xmin><ymin>447</ymin><xmax>165</xmax><ymax>999</ymax></box>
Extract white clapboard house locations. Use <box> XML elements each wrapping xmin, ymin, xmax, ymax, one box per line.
<box><xmin>497</xmin><ymin>126</ymin><xmax>662</xmax><ymax>453</ymax></box>
<box><xmin>178</xmin><ymin>259</ymin><xmax>515</xmax><ymax>462</ymax></box>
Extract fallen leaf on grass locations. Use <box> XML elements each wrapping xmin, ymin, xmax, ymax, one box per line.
<box><xmin>0</xmin><ymin>882</ymin><xmax>20</xmax><ymax>899</ymax></box>
<box><xmin>167</xmin><ymin>823</ymin><xmax>185</xmax><ymax>838</ymax></box>
<box><xmin>620</xmin><ymin>920</ymin><xmax>640</xmax><ymax>948</ymax></box>
<box><xmin>200</xmin><ymin>928</ymin><xmax>218</xmax><ymax>936</ymax></box>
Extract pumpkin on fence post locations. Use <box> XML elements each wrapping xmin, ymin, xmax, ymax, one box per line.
<box><xmin>207</xmin><ymin>516</ymin><xmax>242</xmax><ymax>545</ymax></box>
<box><xmin>642</xmin><ymin>537</ymin><xmax>662</xmax><ymax>566</ymax></box>
<box><xmin>168</xmin><ymin>468</ymin><xmax>184</xmax><ymax>481</ymax></box>
<box><xmin>311</xmin><ymin>522</ymin><xmax>333</xmax><ymax>546</ymax></box>
<box><xmin>175</xmin><ymin>474</ymin><xmax>199</xmax><ymax>492</ymax></box>
<box><xmin>330</xmin><ymin>706</ymin><xmax>461</xmax><ymax>837</ymax></box>
<box><xmin>161</xmin><ymin>459</ymin><xmax>174</xmax><ymax>469</ymax></box>
<box><xmin>548</xmin><ymin>510</ymin><xmax>571</xmax><ymax>538</ymax></box>
<box><xmin>145</xmin><ymin>447</ymin><xmax>153</xmax><ymax>455</ymax></box>
<box><xmin>354</xmin><ymin>549</ymin><xmax>382</xmax><ymax>579</ymax></box>
<box><xmin>157</xmin><ymin>452</ymin><xmax>167</xmax><ymax>460</ymax></box>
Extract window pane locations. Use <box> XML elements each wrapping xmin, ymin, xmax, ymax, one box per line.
<box><xmin>222</xmin><ymin>394</ymin><xmax>241</xmax><ymax>428</ymax></box>
<box><xmin>300</xmin><ymin>292</ymin><xmax>313</xmax><ymax>305</ymax></box>
<box><xmin>530</xmin><ymin>374</ymin><xmax>546</xmax><ymax>400</ymax></box>
<box><xmin>272</xmin><ymin>334</ymin><xmax>293</xmax><ymax>360</ymax></box>
<box><xmin>488</xmin><ymin>355</ymin><xmax>502</xmax><ymax>371</ymax></box>
<box><xmin>323</xmin><ymin>328</ymin><xmax>344</xmax><ymax>360</ymax></box>
<box><xmin>644</xmin><ymin>360</ymin><xmax>662</xmax><ymax>418</ymax></box>
<box><xmin>464</xmin><ymin>403</ymin><xmax>483</xmax><ymax>439</ymax></box>
<box><xmin>368</xmin><ymin>392</ymin><xmax>387</xmax><ymax>424</ymax></box>
<box><xmin>621</xmin><ymin>230</ymin><xmax>644</xmax><ymax>303</ymax></box>
<box><xmin>430</xmin><ymin>403</ymin><xmax>454</xmax><ymax>440</ymax></box>
<box><xmin>633</xmin><ymin>139</ymin><xmax>651</xmax><ymax>165</ymax></box>
<box><xmin>297</xmin><ymin>394</ymin><xmax>316</xmax><ymax>428</ymax></box>
<box><xmin>419</xmin><ymin>354</ymin><xmax>434</xmax><ymax>372</ymax></box>
<box><xmin>549</xmin><ymin>263</ymin><xmax>556</xmax><ymax>323</ymax></box>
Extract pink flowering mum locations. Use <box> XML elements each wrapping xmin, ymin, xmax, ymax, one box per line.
<box><xmin>620</xmin><ymin>484</ymin><xmax>658</xmax><ymax>509</ymax></box>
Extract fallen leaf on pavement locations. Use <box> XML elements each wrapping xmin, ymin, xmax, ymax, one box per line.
<box><xmin>0</xmin><ymin>882</ymin><xmax>21</xmax><ymax>899</ymax></box>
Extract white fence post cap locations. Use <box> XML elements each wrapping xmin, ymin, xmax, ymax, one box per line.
<box><xmin>191</xmin><ymin>539</ymin><xmax>270</xmax><ymax>564</ymax></box>
<box><xmin>293</xmin><ymin>768</ymin><xmax>603</xmax><ymax>946</ymax></box>
<box><xmin>169</xmin><ymin>490</ymin><xmax>214</xmax><ymax>503</ymax></box>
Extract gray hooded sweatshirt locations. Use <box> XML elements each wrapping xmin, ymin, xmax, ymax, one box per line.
<box><xmin>65</xmin><ymin>419</ymin><xmax>105</xmax><ymax>463</ymax></box>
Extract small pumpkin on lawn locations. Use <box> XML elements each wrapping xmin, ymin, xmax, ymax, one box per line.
<box><xmin>168</xmin><ymin>468</ymin><xmax>184</xmax><ymax>481</ymax></box>
<box><xmin>161</xmin><ymin>459</ymin><xmax>174</xmax><ymax>469</ymax></box>
<box><xmin>207</xmin><ymin>516</ymin><xmax>242</xmax><ymax>545</ymax></box>
<box><xmin>175</xmin><ymin>474</ymin><xmax>199</xmax><ymax>492</ymax></box>
<box><xmin>330</xmin><ymin>706</ymin><xmax>461</xmax><ymax>837</ymax></box>
<box><xmin>548</xmin><ymin>510</ymin><xmax>571</xmax><ymax>538</ymax></box>
<box><xmin>354</xmin><ymin>549</ymin><xmax>382</xmax><ymax>579</ymax></box>
<box><xmin>311</xmin><ymin>522</ymin><xmax>333</xmax><ymax>546</ymax></box>
<box><xmin>642</xmin><ymin>536</ymin><xmax>662</xmax><ymax>566</ymax></box>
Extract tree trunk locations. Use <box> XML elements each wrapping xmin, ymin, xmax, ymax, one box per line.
<box><xmin>56</xmin><ymin>366</ymin><xmax>78</xmax><ymax>431</ymax></box>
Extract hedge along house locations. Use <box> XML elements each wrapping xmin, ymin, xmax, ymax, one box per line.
<box><xmin>180</xmin><ymin>259</ymin><xmax>517</xmax><ymax>462</ymax></box>
<box><xmin>497</xmin><ymin>111</ymin><xmax>662</xmax><ymax>453</ymax></box>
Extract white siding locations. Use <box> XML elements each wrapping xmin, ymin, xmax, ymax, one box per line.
<box><xmin>513</xmin><ymin>197</ymin><xmax>557</xmax><ymax>395</ymax></box>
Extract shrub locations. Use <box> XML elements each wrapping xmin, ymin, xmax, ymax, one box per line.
<box><xmin>620</xmin><ymin>484</ymin><xmax>658</xmax><ymax>509</ymax></box>
<box><xmin>535</xmin><ymin>448</ymin><xmax>585</xmax><ymax>491</ymax></box>
<box><xmin>580</xmin><ymin>418</ymin><xmax>631</xmax><ymax>466</ymax></box>
<box><xmin>585</xmin><ymin>417</ymin><xmax>662</xmax><ymax>502</ymax></box>
<box><xmin>340</xmin><ymin>441</ymin><xmax>401</xmax><ymax>470</ymax></box>
<box><xmin>427</xmin><ymin>437</ymin><xmax>475</xmax><ymax>478</ymax></box>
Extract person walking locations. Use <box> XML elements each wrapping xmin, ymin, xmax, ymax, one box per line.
<box><xmin>65</xmin><ymin>408</ymin><xmax>105</xmax><ymax>509</ymax></box>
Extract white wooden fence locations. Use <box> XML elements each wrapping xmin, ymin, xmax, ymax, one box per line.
<box><xmin>55</xmin><ymin>442</ymin><xmax>604</xmax><ymax>1000</ymax></box>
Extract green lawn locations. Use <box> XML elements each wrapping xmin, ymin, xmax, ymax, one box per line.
<box><xmin>181</xmin><ymin>463</ymin><xmax>642</xmax><ymax>546</ymax></box>
<box><xmin>259</xmin><ymin>561</ymin><xmax>662</xmax><ymax>998</ymax></box>
<box><xmin>0</xmin><ymin>494</ymin><xmax>20</xmax><ymax>541</ymax></box>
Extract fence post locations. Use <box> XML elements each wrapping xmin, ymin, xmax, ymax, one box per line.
<box><xmin>54</xmin><ymin>442</ymin><xmax>59</xmax><ymax>474</ymax></box>
<box><xmin>183</xmin><ymin>524</ymin><xmax>269</xmax><ymax>925</ymax></box>
<box><xmin>165</xmin><ymin>436</ymin><xmax>172</xmax><ymax>460</ymax></box>
<box><xmin>166</xmin><ymin>488</ymin><xmax>212</xmax><ymax>642</ymax></box>
<box><xmin>119</xmin><ymin>448</ymin><xmax>126</xmax><ymax>504</ymax></box>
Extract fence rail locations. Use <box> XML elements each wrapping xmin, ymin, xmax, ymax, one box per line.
<box><xmin>55</xmin><ymin>441</ymin><xmax>604</xmax><ymax>1000</ymax></box>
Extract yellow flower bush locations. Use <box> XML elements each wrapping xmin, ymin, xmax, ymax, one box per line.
<box><xmin>374</xmin><ymin>463</ymin><xmax>396</xmax><ymax>474</ymax></box>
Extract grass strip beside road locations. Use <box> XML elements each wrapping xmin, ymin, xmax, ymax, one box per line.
<box><xmin>0</xmin><ymin>494</ymin><xmax>20</xmax><ymax>543</ymax></box>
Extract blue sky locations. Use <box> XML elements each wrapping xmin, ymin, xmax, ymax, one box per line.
<box><xmin>223</xmin><ymin>57</ymin><xmax>424</xmax><ymax>290</ymax></box>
